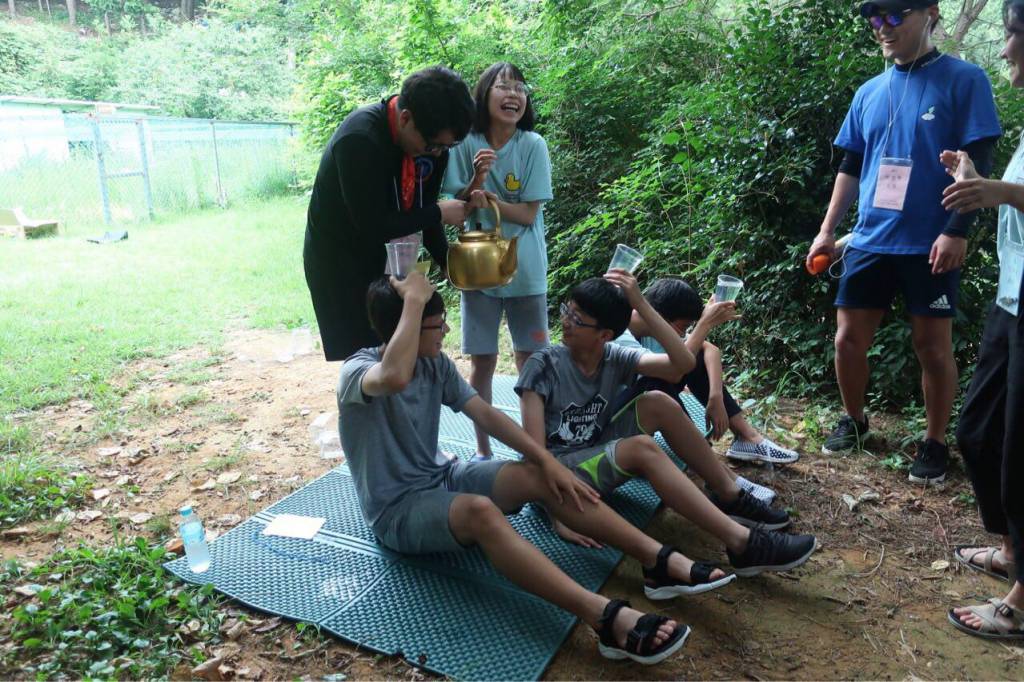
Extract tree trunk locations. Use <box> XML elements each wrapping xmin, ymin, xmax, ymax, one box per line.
<box><xmin>8</xmin><ymin>0</ymin><xmax>16</xmax><ymax>19</ymax></box>
<box><xmin>937</xmin><ymin>0</ymin><xmax>989</xmax><ymax>57</ymax></box>
<box><xmin>180</xmin><ymin>0</ymin><xmax>195</xmax><ymax>21</ymax></box>
<box><xmin>67</xmin><ymin>0</ymin><xmax>75</xmax><ymax>25</ymax></box>
<box><xmin>103</xmin><ymin>10</ymin><xmax>111</xmax><ymax>34</ymax></box>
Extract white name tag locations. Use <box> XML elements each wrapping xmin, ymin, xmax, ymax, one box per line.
<box><xmin>873</xmin><ymin>157</ymin><xmax>913</xmax><ymax>211</ymax></box>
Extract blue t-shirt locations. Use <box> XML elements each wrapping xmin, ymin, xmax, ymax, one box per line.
<box><xmin>835</xmin><ymin>55</ymin><xmax>1001</xmax><ymax>255</ymax></box>
<box><xmin>442</xmin><ymin>130</ymin><xmax>553</xmax><ymax>297</ymax></box>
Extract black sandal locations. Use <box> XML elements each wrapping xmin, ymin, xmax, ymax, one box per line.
<box><xmin>595</xmin><ymin>598</ymin><xmax>690</xmax><ymax>665</ymax></box>
<box><xmin>642</xmin><ymin>544</ymin><xmax>736</xmax><ymax>599</ymax></box>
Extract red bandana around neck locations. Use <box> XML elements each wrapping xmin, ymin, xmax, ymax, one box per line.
<box><xmin>387</xmin><ymin>96</ymin><xmax>416</xmax><ymax>212</ymax></box>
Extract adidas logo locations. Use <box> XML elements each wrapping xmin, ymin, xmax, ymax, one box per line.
<box><xmin>929</xmin><ymin>295</ymin><xmax>951</xmax><ymax>310</ymax></box>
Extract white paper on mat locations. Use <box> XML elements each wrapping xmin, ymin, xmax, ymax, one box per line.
<box><xmin>262</xmin><ymin>514</ymin><xmax>326</xmax><ymax>540</ymax></box>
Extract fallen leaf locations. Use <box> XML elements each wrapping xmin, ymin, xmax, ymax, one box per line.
<box><xmin>76</xmin><ymin>510</ymin><xmax>103</xmax><ymax>522</ymax></box>
<box><xmin>216</xmin><ymin>471</ymin><xmax>242</xmax><ymax>485</ymax></box>
<box><xmin>54</xmin><ymin>510</ymin><xmax>76</xmax><ymax>524</ymax></box>
<box><xmin>215</xmin><ymin>514</ymin><xmax>242</xmax><ymax>528</ymax></box>
<box><xmin>97</xmin><ymin>447</ymin><xmax>122</xmax><ymax>457</ymax></box>
<box><xmin>193</xmin><ymin>479</ymin><xmax>217</xmax><ymax>492</ymax></box>
<box><xmin>165</xmin><ymin>537</ymin><xmax>184</xmax><ymax>553</ymax></box>
<box><xmin>191</xmin><ymin>656</ymin><xmax>226</xmax><ymax>681</ymax></box>
<box><xmin>99</xmin><ymin>469</ymin><xmax>121</xmax><ymax>479</ymax></box>
<box><xmin>91</xmin><ymin>488</ymin><xmax>111</xmax><ymax>501</ymax></box>
<box><xmin>0</xmin><ymin>526</ymin><xmax>31</xmax><ymax>539</ymax></box>
<box><xmin>225</xmin><ymin>621</ymin><xmax>245</xmax><ymax>641</ymax></box>
<box><xmin>129</xmin><ymin>512</ymin><xmax>153</xmax><ymax>525</ymax></box>
<box><xmin>249</xmin><ymin>490</ymin><xmax>266</xmax><ymax>502</ymax></box>
<box><xmin>252</xmin><ymin>616</ymin><xmax>281</xmax><ymax>633</ymax></box>
<box><xmin>931</xmin><ymin>559</ymin><xmax>950</xmax><ymax>571</ymax></box>
<box><xmin>13</xmin><ymin>584</ymin><xmax>42</xmax><ymax>598</ymax></box>
<box><xmin>163</xmin><ymin>471</ymin><xmax>180</xmax><ymax>483</ymax></box>
<box><xmin>115</xmin><ymin>475</ymin><xmax>132</xmax><ymax>487</ymax></box>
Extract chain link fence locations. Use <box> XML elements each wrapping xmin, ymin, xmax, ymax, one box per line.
<box><xmin>0</xmin><ymin>112</ymin><xmax>297</xmax><ymax>226</ymax></box>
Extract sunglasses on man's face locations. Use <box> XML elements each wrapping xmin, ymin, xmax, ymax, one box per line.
<box><xmin>421</xmin><ymin>313</ymin><xmax>447</xmax><ymax>332</ymax></box>
<box><xmin>866</xmin><ymin>8</ymin><xmax>913</xmax><ymax>30</ymax></box>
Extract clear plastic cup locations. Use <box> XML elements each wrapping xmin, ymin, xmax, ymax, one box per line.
<box><xmin>386</xmin><ymin>241</ymin><xmax>419</xmax><ymax>278</ymax></box>
<box><xmin>714</xmin><ymin>275</ymin><xmax>744</xmax><ymax>302</ymax></box>
<box><xmin>608</xmin><ymin>244</ymin><xmax>644</xmax><ymax>274</ymax></box>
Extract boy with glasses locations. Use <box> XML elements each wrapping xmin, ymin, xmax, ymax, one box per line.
<box><xmin>304</xmin><ymin>66</ymin><xmax>485</xmax><ymax>363</ymax></box>
<box><xmin>806</xmin><ymin>0</ymin><xmax>1001</xmax><ymax>484</ymax></box>
<box><xmin>516</xmin><ymin>269</ymin><xmax>817</xmax><ymax>575</ymax></box>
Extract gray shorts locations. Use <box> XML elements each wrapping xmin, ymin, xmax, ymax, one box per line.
<box><xmin>557</xmin><ymin>397</ymin><xmax>647</xmax><ymax>496</ymax></box>
<box><xmin>461</xmin><ymin>290</ymin><xmax>549</xmax><ymax>355</ymax></box>
<box><xmin>373</xmin><ymin>459</ymin><xmax>508</xmax><ymax>554</ymax></box>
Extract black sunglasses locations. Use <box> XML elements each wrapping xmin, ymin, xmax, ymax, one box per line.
<box><xmin>866</xmin><ymin>8</ymin><xmax>913</xmax><ymax>30</ymax></box>
<box><xmin>421</xmin><ymin>313</ymin><xmax>447</xmax><ymax>332</ymax></box>
<box><xmin>423</xmin><ymin>139</ymin><xmax>460</xmax><ymax>154</ymax></box>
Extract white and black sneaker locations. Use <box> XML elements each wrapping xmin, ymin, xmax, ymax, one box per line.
<box><xmin>727</xmin><ymin>526</ymin><xmax>817</xmax><ymax>577</ymax></box>
<box><xmin>711</xmin><ymin>487</ymin><xmax>790</xmax><ymax>530</ymax></box>
<box><xmin>735</xmin><ymin>476</ymin><xmax>776</xmax><ymax>505</ymax></box>
<box><xmin>727</xmin><ymin>438</ymin><xmax>800</xmax><ymax>465</ymax></box>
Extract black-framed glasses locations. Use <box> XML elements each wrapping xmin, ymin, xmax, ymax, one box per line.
<box><xmin>866</xmin><ymin>8</ymin><xmax>913</xmax><ymax>30</ymax></box>
<box><xmin>423</xmin><ymin>139</ymin><xmax>461</xmax><ymax>154</ymax></box>
<box><xmin>493</xmin><ymin>81</ymin><xmax>532</xmax><ymax>96</ymax></box>
<box><xmin>559</xmin><ymin>302</ymin><xmax>601</xmax><ymax>330</ymax></box>
<box><xmin>421</xmin><ymin>313</ymin><xmax>447</xmax><ymax>331</ymax></box>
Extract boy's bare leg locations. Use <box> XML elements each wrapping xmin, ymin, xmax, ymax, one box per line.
<box><xmin>728</xmin><ymin>414</ymin><xmax>763</xmax><ymax>443</ymax></box>
<box><xmin>490</xmin><ymin>463</ymin><xmax>730</xmax><ymax>581</ymax></box>
<box><xmin>448</xmin><ymin>493</ymin><xmax>677</xmax><ymax>648</ymax></box>
<box><xmin>610</xmin><ymin>435</ymin><xmax>749</xmax><ymax>554</ymax></box>
<box><xmin>469</xmin><ymin>354</ymin><xmax>499</xmax><ymax>457</ymax></box>
<box><xmin>636</xmin><ymin>391</ymin><xmax>742</xmax><ymax>502</ymax></box>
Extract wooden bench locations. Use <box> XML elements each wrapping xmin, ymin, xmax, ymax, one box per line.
<box><xmin>0</xmin><ymin>208</ymin><xmax>59</xmax><ymax>239</ymax></box>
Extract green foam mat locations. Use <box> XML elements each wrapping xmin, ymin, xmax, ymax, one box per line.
<box><xmin>165</xmin><ymin>456</ymin><xmax>664</xmax><ymax>680</ymax></box>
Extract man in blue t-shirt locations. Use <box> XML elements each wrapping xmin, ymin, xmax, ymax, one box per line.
<box><xmin>806</xmin><ymin>0</ymin><xmax>1001</xmax><ymax>484</ymax></box>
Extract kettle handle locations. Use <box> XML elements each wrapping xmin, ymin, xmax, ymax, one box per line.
<box><xmin>486</xmin><ymin>197</ymin><xmax>503</xmax><ymax>239</ymax></box>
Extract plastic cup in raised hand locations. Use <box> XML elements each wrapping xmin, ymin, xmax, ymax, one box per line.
<box><xmin>386</xmin><ymin>241</ymin><xmax>419</xmax><ymax>279</ymax></box>
<box><xmin>714</xmin><ymin>274</ymin><xmax>744</xmax><ymax>303</ymax></box>
<box><xmin>608</xmin><ymin>244</ymin><xmax>644</xmax><ymax>274</ymax></box>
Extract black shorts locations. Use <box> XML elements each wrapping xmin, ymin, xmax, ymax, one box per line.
<box><xmin>835</xmin><ymin>247</ymin><xmax>959</xmax><ymax>318</ymax></box>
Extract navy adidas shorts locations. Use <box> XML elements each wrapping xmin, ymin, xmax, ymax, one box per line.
<box><xmin>834</xmin><ymin>247</ymin><xmax>959</xmax><ymax>318</ymax></box>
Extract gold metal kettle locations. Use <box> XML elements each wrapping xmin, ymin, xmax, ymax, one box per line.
<box><xmin>447</xmin><ymin>198</ymin><xmax>519</xmax><ymax>291</ymax></box>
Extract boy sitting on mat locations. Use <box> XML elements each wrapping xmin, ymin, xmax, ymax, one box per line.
<box><xmin>516</xmin><ymin>270</ymin><xmax>816</xmax><ymax>576</ymax></box>
<box><xmin>339</xmin><ymin>271</ymin><xmax>719</xmax><ymax>665</ymax></box>
<box><xmin>615</xmin><ymin>277</ymin><xmax>800</xmax><ymax>492</ymax></box>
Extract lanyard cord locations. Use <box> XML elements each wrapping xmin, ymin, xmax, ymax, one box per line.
<box><xmin>881</xmin><ymin>31</ymin><xmax>941</xmax><ymax>158</ymax></box>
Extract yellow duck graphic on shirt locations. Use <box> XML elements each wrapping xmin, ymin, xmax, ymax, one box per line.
<box><xmin>504</xmin><ymin>173</ymin><xmax>522</xmax><ymax>191</ymax></box>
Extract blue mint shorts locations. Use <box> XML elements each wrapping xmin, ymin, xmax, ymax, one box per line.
<box><xmin>461</xmin><ymin>291</ymin><xmax>549</xmax><ymax>355</ymax></box>
<box><xmin>835</xmin><ymin>247</ymin><xmax>959</xmax><ymax>318</ymax></box>
<box><xmin>373</xmin><ymin>459</ymin><xmax>508</xmax><ymax>554</ymax></box>
<box><xmin>556</xmin><ymin>395</ymin><xmax>647</xmax><ymax>496</ymax></box>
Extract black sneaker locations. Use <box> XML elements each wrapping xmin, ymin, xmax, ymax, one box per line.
<box><xmin>908</xmin><ymin>439</ymin><xmax>948</xmax><ymax>485</ymax></box>
<box><xmin>821</xmin><ymin>414</ymin><xmax>869</xmax><ymax>454</ymax></box>
<box><xmin>711</xmin><ymin>487</ymin><xmax>790</xmax><ymax>530</ymax></box>
<box><xmin>727</xmin><ymin>527</ymin><xmax>817</xmax><ymax>577</ymax></box>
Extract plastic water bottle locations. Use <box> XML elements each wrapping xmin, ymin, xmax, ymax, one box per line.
<box><xmin>179</xmin><ymin>505</ymin><xmax>211</xmax><ymax>573</ymax></box>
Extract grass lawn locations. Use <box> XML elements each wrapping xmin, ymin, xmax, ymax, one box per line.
<box><xmin>0</xmin><ymin>196</ymin><xmax>315</xmax><ymax>418</ymax></box>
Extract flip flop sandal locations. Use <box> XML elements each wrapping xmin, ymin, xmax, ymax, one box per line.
<box><xmin>642</xmin><ymin>544</ymin><xmax>736</xmax><ymax>599</ymax></box>
<box><xmin>947</xmin><ymin>598</ymin><xmax>1024</xmax><ymax>640</ymax></box>
<box><xmin>595</xmin><ymin>599</ymin><xmax>691</xmax><ymax>665</ymax></box>
<box><xmin>953</xmin><ymin>544</ymin><xmax>1017</xmax><ymax>583</ymax></box>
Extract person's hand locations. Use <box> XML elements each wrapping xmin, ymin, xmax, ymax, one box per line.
<box><xmin>466</xmin><ymin>189</ymin><xmax>490</xmax><ymax>212</ymax></box>
<box><xmin>805</xmin><ymin>231</ymin><xmax>836</xmax><ymax>272</ymax></box>
<box><xmin>929</xmin><ymin>234</ymin><xmax>967</xmax><ymax>275</ymax></box>
<box><xmin>942</xmin><ymin>177</ymin><xmax>1009</xmax><ymax>214</ymax></box>
<box><xmin>706</xmin><ymin>396</ymin><xmax>730</xmax><ymax>441</ymax></box>
<box><xmin>472</xmin><ymin>148</ymin><xmax>497</xmax><ymax>182</ymax></box>
<box><xmin>603</xmin><ymin>268</ymin><xmax>643</xmax><ymax>308</ymax></box>
<box><xmin>391</xmin><ymin>271</ymin><xmax>435</xmax><ymax>306</ymax></box>
<box><xmin>552</xmin><ymin>518</ymin><xmax>603</xmax><ymax>549</ymax></box>
<box><xmin>940</xmin><ymin>149</ymin><xmax>979</xmax><ymax>183</ymax></box>
<box><xmin>698</xmin><ymin>299</ymin><xmax>740</xmax><ymax>330</ymax></box>
<box><xmin>540</xmin><ymin>456</ymin><xmax>600</xmax><ymax>512</ymax></box>
<box><xmin>438</xmin><ymin>199</ymin><xmax>469</xmax><ymax>225</ymax></box>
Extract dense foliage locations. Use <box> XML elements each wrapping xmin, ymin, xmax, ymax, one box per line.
<box><xmin>3</xmin><ymin>0</ymin><xmax>1020</xmax><ymax>409</ymax></box>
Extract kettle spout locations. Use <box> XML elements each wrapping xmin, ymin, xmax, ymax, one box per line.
<box><xmin>499</xmin><ymin>236</ymin><xmax>519</xmax><ymax>276</ymax></box>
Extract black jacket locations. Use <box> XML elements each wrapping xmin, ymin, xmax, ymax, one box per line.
<box><xmin>303</xmin><ymin>97</ymin><xmax>449</xmax><ymax>361</ymax></box>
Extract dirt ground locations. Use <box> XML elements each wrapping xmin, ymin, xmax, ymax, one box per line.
<box><xmin>3</xmin><ymin>327</ymin><xmax>1022</xmax><ymax>680</ymax></box>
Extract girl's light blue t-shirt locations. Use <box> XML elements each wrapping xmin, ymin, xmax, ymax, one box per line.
<box><xmin>997</xmin><ymin>133</ymin><xmax>1024</xmax><ymax>316</ymax></box>
<box><xmin>442</xmin><ymin>129</ymin><xmax>553</xmax><ymax>298</ymax></box>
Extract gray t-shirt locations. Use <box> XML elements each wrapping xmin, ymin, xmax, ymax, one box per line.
<box><xmin>337</xmin><ymin>348</ymin><xmax>476</xmax><ymax>529</ymax></box>
<box><xmin>515</xmin><ymin>344</ymin><xmax>643</xmax><ymax>456</ymax></box>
